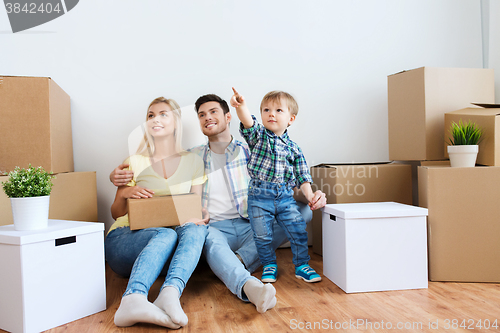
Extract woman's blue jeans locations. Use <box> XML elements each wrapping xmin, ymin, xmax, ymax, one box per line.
<box><xmin>247</xmin><ymin>179</ymin><xmax>310</xmax><ymax>268</ymax></box>
<box><xmin>105</xmin><ymin>223</ymin><xmax>208</xmax><ymax>297</ymax></box>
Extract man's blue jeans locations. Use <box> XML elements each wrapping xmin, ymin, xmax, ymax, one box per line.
<box><xmin>247</xmin><ymin>179</ymin><xmax>310</xmax><ymax>268</ymax></box>
<box><xmin>105</xmin><ymin>223</ymin><xmax>208</xmax><ymax>297</ymax></box>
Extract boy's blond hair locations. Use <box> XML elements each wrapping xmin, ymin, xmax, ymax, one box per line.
<box><xmin>260</xmin><ymin>91</ymin><xmax>299</xmax><ymax>116</ymax></box>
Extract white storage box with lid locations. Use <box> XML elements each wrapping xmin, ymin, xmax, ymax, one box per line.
<box><xmin>0</xmin><ymin>220</ymin><xmax>106</xmax><ymax>333</ymax></box>
<box><xmin>322</xmin><ymin>202</ymin><xmax>428</xmax><ymax>293</ymax></box>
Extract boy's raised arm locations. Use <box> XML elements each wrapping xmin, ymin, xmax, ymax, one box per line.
<box><xmin>230</xmin><ymin>87</ymin><xmax>254</xmax><ymax>128</ymax></box>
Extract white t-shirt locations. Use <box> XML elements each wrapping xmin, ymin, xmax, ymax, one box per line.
<box><xmin>207</xmin><ymin>151</ymin><xmax>239</xmax><ymax>222</ymax></box>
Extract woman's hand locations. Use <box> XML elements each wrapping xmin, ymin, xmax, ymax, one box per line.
<box><xmin>111</xmin><ymin>185</ymin><xmax>154</xmax><ymax>220</ymax></box>
<box><xmin>121</xmin><ymin>186</ymin><xmax>154</xmax><ymax>199</ymax></box>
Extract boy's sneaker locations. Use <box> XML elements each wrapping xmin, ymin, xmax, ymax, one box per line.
<box><xmin>295</xmin><ymin>264</ymin><xmax>322</xmax><ymax>283</ymax></box>
<box><xmin>262</xmin><ymin>264</ymin><xmax>278</xmax><ymax>283</ymax></box>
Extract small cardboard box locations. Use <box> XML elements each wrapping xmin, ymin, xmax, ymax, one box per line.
<box><xmin>0</xmin><ymin>220</ymin><xmax>106</xmax><ymax>333</ymax></box>
<box><xmin>418</xmin><ymin>165</ymin><xmax>500</xmax><ymax>282</ymax></box>
<box><xmin>322</xmin><ymin>202</ymin><xmax>428</xmax><ymax>293</ymax></box>
<box><xmin>128</xmin><ymin>193</ymin><xmax>202</xmax><ymax>230</ymax></box>
<box><xmin>0</xmin><ymin>76</ymin><xmax>74</xmax><ymax>174</ymax></box>
<box><xmin>444</xmin><ymin>104</ymin><xmax>500</xmax><ymax>166</ymax></box>
<box><xmin>388</xmin><ymin>67</ymin><xmax>495</xmax><ymax>161</ymax></box>
<box><xmin>0</xmin><ymin>172</ymin><xmax>98</xmax><ymax>226</ymax></box>
<box><xmin>310</xmin><ymin>163</ymin><xmax>413</xmax><ymax>255</ymax></box>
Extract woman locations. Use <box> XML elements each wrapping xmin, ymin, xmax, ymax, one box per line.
<box><xmin>105</xmin><ymin>97</ymin><xmax>208</xmax><ymax>329</ymax></box>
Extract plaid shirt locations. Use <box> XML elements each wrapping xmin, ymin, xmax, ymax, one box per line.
<box><xmin>189</xmin><ymin>138</ymin><xmax>250</xmax><ymax>218</ymax></box>
<box><xmin>239</xmin><ymin>115</ymin><xmax>312</xmax><ymax>188</ymax></box>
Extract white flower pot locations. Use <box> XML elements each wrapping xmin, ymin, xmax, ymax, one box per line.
<box><xmin>447</xmin><ymin>145</ymin><xmax>479</xmax><ymax>168</ymax></box>
<box><xmin>10</xmin><ymin>195</ymin><xmax>50</xmax><ymax>231</ymax></box>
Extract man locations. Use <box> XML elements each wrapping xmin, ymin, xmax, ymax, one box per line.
<box><xmin>110</xmin><ymin>94</ymin><xmax>326</xmax><ymax>313</ymax></box>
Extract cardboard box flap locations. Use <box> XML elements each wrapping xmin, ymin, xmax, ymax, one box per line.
<box><xmin>312</xmin><ymin>162</ymin><xmax>393</xmax><ymax>168</ymax></box>
<box><xmin>389</xmin><ymin>67</ymin><xmax>425</xmax><ymax>77</ymax></box>
<box><xmin>472</xmin><ymin>103</ymin><xmax>500</xmax><ymax>108</ymax></box>
<box><xmin>388</xmin><ymin>66</ymin><xmax>476</xmax><ymax>77</ymax></box>
<box><xmin>0</xmin><ymin>75</ymin><xmax>53</xmax><ymax>79</ymax></box>
<box><xmin>448</xmin><ymin>107</ymin><xmax>500</xmax><ymax>117</ymax></box>
<box><xmin>323</xmin><ymin>202</ymin><xmax>428</xmax><ymax>220</ymax></box>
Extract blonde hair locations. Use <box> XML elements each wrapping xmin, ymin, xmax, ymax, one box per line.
<box><xmin>260</xmin><ymin>91</ymin><xmax>299</xmax><ymax>116</ymax></box>
<box><xmin>136</xmin><ymin>97</ymin><xmax>183</xmax><ymax>156</ymax></box>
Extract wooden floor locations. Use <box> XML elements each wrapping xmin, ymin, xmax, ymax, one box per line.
<box><xmin>3</xmin><ymin>248</ymin><xmax>500</xmax><ymax>333</ymax></box>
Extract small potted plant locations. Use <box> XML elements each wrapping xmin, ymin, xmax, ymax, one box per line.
<box><xmin>1</xmin><ymin>165</ymin><xmax>55</xmax><ymax>230</ymax></box>
<box><xmin>447</xmin><ymin>120</ymin><xmax>483</xmax><ymax>168</ymax></box>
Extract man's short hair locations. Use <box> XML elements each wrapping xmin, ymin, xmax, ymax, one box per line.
<box><xmin>195</xmin><ymin>94</ymin><xmax>230</xmax><ymax>114</ymax></box>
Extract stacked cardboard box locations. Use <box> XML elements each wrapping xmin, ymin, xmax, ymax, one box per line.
<box><xmin>0</xmin><ymin>172</ymin><xmax>98</xmax><ymax>226</ymax></box>
<box><xmin>311</xmin><ymin>163</ymin><xmax>412</xmax><ymax>255</ymax></box>
<box><xmin>444</xmin><ymin>105</ymin><xmax>500</xmax><ymax>166</ymax></box>
<box><xmin>388</xmin><ymin>67</ymin><xmax>499</xmax><ymax>282</ymax></box>
<box><xmin>388</xmin><ymin>67</ymin><xmax>494</xmax><ymax>161</ymax></box>
<box><xmin>418</xmin><ymin>166</ymin><xmax>500</xmax><ymax>282</ymax></box>
<box><xmin>0</xmin><ymin>76</ymin><xmax>98</xmax><ymax>224</ymax></box>
<box><xmin>0</xmin><ymin>76</ymin><xmax>74</xmax><ymax>174</ymax></box>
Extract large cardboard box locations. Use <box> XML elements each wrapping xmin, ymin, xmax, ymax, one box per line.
<box><xmin>444</xmin><ymin>105</ymin><xmax>500</xmax><ymax>166</ymax></box>
<box><xmin>0</xmin><ymin>172</ymin><xmax>98</xmax><ymax>226</ymax></box>
<box><xmin>0</xmin><ymin>76</ymin><xmax>74</xmax><ymax>174</ymax></box>
<box><xmin>388</xmin><ymin>67</ymin><xmax>495</xmax><ymax>161</ymax></box>
<box><xmin>395</xmin><ymin>160</ymin><xmax>450</xmax><ymax>206</ymax></box>
<box><xmin>322</xmin><ymin>202</ymin><xmax>428</xmax><ymax>293</ymax></box>
<box><xmin>418</xmin><ymin>165</ymin><xmax>500</xmax><ymax>282</ymax></box>
<box><xmin>0</xmin><ymin>220</ymin><xmax>106</xmax><ymax>333</ymax></box>
<box><xmin>311</xmin><ymin>163</ymin><xmax>413</xmax><ymax>255</ymax></box>
<box><xmin>128</xmin><ymin>193</ymin><xmax>202</xmax><ymax>230</ymax></box>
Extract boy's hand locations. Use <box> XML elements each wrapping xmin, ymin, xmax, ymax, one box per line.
<box><xmin>230</xmin><ymin>87</ymin><xmax>253</xmax><ymax>128</ymax></box>
<box><xmin>230</xmin><ymin>87</ymin><xmax>245</xmax><ymax>107</ymax></box>
<box><xmin>299</xmin><ymin>182</ymin><xmax>326</xmax><ymax>210</ymax></box>
<box><xmin>110</xmin><ymin>163</ymin><xmax>134</xmax><ymax>186</ymax></box>
<box><xmin>308</xmin><ymin>190</ymin><xmax>327</xmax><ymax>211</ymax></box>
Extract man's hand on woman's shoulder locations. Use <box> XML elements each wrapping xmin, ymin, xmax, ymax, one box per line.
<box><xmin>110</xmin><ymin>163</ymin><xmax>134</xmax><ymax>186</ymax></box>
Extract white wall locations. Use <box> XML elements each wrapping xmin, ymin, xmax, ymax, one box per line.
<box><xmin>488</xmin><ymin>0</ymin><xmax>500</xmax><ymax>102</ymax></box>
<box><xmin>0</xmin><ymin>0</ymin><xmax>495</xmax><ymax>229</ymax></box>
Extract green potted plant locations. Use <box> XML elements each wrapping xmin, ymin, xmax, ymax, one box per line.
<box><xmin>1</xmin><ymin>165</ymin><xmax>55</xmax><ymax>230</ymax></box>
<box><xmin>447</xmin><ymin>120</ymin><xmax>483</xmax><ymax>168</ymax></box>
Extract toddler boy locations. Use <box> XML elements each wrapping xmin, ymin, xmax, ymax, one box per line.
<box><xmin>230</xmin><ymin>87</ymin><xmax>321</xmax><ymax>283</ymax></box>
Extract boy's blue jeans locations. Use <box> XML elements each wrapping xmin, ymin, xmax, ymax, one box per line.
<box><xmin>203</xmin><ymin>202</ymin><xmax>312</xmax><ymax>302</ymax></box>
<box><xmin>105</xmin><ymin>223</ymin><xmax>208</xmax><ymax>297</ymax></box>
<box><xmin>247</xmin><ymin>179</ymin><xmax>310</xmax><ymax>268</ymax></box>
